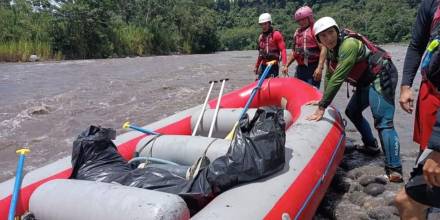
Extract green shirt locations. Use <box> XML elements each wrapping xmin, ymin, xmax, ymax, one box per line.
<box><xmin>319</xmin><ymin>37</ymin><xmax>369</xmax><ymax>108</ymax></box>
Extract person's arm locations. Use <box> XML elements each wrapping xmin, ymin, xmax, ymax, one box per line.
<box><xmin>400</xmin><ymin>0</ymin><xmax>435</xmax><ymax>113</ymax></box>
<box><xmin>317</xmin><ymin>44</ymin><xmax>327</xmax><ymax>71</ymax></box>
<box><xmin>424</xmin><ymin>110</ymin><xmax>440</xmax><ymax>187</ymax></box>
<box><xmin>283</xmin><ymin>51</ymin><xmax>296</xmax><ymax>75</ymax></box>
<box><xmin>402</xmin><ymin>0</ymin><xmax>434</xmax><ymax>87</ymax></box>
<box><xmin>286</xmin><ymin>51</ymin><xmax>296</xmax><ymax>67</ymax></box>
<box><xmin>289</xmin><ymin>31</ymin><xmax>298</xmax><ymax>67</ymax></box>
<box><xmin>323</xmin><ymin>62</ymin><xmax>331</xmax><ymax>91</ymax></box>
<box><xmin>286</xmin><ymin>32</ymin><xmax>297</xmax><ymax>67</ymax></box>
<box><xmin>274</xmin><ymin>31</ymin><xmax>287</xmax><ymax>66</ymax></box>
<box><xmin>318</xmin><ymin>39</ymin><xmax>360</xmax><ymax>109</ymax></box>
<box><xmin>313</xmin><ymin>43</ymin><xmax>327</xmax><ymax>81</ymax></box>
<box><xmin>254</xmin><ymin>56</ymin><xmax>263</xmax><ymax>74</ymax></box>
<box><xmin>307</xmin><ymin>39</ymin><xmax>360</xmax><ymax>121</ymax></box>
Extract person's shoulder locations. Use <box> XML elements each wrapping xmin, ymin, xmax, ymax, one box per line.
<box><xmin>272</xmin><ymin>30</ymin><xmax>285</xmax><ymax>40</ymax></box>
<box><xmin>341</xmin><ymin>37</ymin><xmax>361</xmax><ymax>49</ymax></box>
<box><xmin>273</xmin><ymin>30</ymin><xmax>282</xmax><ymax>35</ymax></box>
<box><xmin>338</xmin><ymin>37</ymin><xmax>362</xmax><ymax>59</ymax></box>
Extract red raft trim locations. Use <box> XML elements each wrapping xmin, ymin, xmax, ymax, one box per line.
<box><xmin>264</xmin><ymin>113</ymin><xmax>345</xmax><ymax>220</ymax></box>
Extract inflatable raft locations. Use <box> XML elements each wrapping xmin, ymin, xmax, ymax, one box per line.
<box><xmin>0</xmin><ymin>77</ymin><xmax>345</xmax><ymax>220</ymax></box>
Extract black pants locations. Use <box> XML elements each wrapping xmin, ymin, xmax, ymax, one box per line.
<box><xmin>405</xmin><ymin>150</ymin><xmax>440</xmax><ymax>208</ymax></box>
<box><xmin>295</xmin><ymin>62</ymin><xmax>321</xmax><ymax>89</ymax></box>
<box><xmin>405</xmin><ymin>110</ymin><xmax>440</xmax><ymax>208</ymax></box>
<box><xmin>258</xmin><ymin>64</ymin><xmax>279</xmax><ymax>79</ymax></box>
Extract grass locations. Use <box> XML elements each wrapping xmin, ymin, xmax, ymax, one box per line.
<box><xmin>0</xmin><ymin>41</ymin><xmax>58</xmax><ymax>62</ymax></box>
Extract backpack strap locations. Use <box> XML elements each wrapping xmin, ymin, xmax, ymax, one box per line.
<box><xmin>342</xmin><ymin>28</ymin><xmax>391</xmax><ymax>59</ymax></box>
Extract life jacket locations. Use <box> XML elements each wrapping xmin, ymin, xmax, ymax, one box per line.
<box><xmin>293</xmin><ymin>26</ymin><xmax>320</xmax><ymax>66</ymax></box>
<box><xmin>258</xmin><ymin>28</ymin><xmax>281</xmax><ymax>61</ymax></box>
<box><xmin>328</xmin><ymin>29</ymin><xmax>391</xmax><ymax>86</ymax></box>
<box><xmin>422</xmin><ymin>1</ymin><xmax>440</xmax><ymax>89</ymax></box>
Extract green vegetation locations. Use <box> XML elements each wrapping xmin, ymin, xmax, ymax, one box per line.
<box><xmin>0</xmin><ymin>0</ymin><xmax>420</xmax><ymax>61</ymax></box>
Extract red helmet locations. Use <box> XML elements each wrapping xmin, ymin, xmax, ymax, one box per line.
<box><xmin>294</xmin><ymin>6</ymin><xmax>313</xmax><ymax>21</ymax></box>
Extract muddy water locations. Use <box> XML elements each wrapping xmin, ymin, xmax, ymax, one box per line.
<box><xmin>0</xmin><ymin>52</ymin><xmax>259</xmax><ymax>182</ymax></box>
<box><xmin>0</xmin><ymin>44</ymin><xmax>424</xmax><ymax>218</ymax></box>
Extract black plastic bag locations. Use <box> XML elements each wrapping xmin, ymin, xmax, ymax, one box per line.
<box><xmin>70</xmin><ymin>107</ymin><xmax>285</xmax><ymax>214</ymax></box>
<box><xmin>70</xmin><ymin>125</ymin><xmax>192</xmax><ymax>194</ymax></box>
<box><xmin>205</xmin><ymin>106</ymin><xmax>286</xmax><ymax>192</ymax></box>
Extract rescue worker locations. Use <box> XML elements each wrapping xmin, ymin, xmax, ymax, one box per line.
<box><xmin>307</xmin><ymin>17</ymin><xmax>403</xmax><ymax>182</ymax></box>
<box><xmin>395</xmin><ymin>0</ymin><xmax>440</xmax><ymax>218</ymax></box>
<box><xmin>282</xmin><ymin>6</ymin><xmax>326</xmax><ymax>88</ymax></box>
<box><xmin>254</xmin><ymin>13</ymin><xmax>287</xmax><ymax>79</ymax></box>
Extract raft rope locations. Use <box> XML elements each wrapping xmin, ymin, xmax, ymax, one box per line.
<box><xmin>128</xmin><ymin>157</ymin><xmax>180</xmax><ymax>166</ymax></box>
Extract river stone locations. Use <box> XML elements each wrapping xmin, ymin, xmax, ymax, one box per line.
<box><xmin>29</xmin><ymin>105</ymin><xmax>50</xmax><ymax>115</ymax></box>
<box><xmin>347</xmin><ymin>170</ymin><xmax>364</xmax><ymax>180</ymax></box>
<box><xmin>359</xmin><ymin>175</ymin><xmax>376</xmax><ymax>186</ymax></box>
<box><xmin>364</xmin><ymin>183</ymin><xmax>385</xmax><ymax>196</ymax></box>
<box><xmin>29</xmin><ymin>54</ymin><xmax>39</xmax><ymax>62</ymax></box>
<box><xmin>374</xmin><ymin>175</ymin><xmax>388</xmax><ymax>185</ymax></box>
<box><xmin>334</xmin><ymin>200</ymin><xmax>369</xmax><ymax>220</ymax></box>
<box><xmin>382</xmin><ymin>191</ymin><xmax>397</xmax><ymax>206</ymax></box>
<box><xmin>367</xmin><ymin>206</ymin><xmax>399</xmax><ymax>220</ymax></box>
<box><xmin>348</xmin><ymin>191</ymin><xmax>367</xmax><ymax>206</ymax></box>
<box><xmin>349</xmin><ymin>182</ymin><xmax>363</xmax><ymax>193</ymax></box>
<box><xmin>331</xmin><ymin>174</ymin><xmax>351</xmax><ymax>193</ymax></box>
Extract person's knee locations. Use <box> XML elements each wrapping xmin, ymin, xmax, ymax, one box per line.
<box><xmin>394</xmin><ymin>188</ymin><xmax>409</xmax><ymax>209</ymax></box>
<box><xmin>395</xmin><ymin>187</ymin><xmax>430</xmax><ymax>216</ymax></box>
<box><xmin>374</xmin><ymin>118</ymin><xmax>394</xmax><ymax>130</ymax></box>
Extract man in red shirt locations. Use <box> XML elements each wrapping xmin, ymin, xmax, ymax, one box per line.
<box><xmin>254</xmin><ymin>13</ymin><xmax>287</xmax><ymax>79</ymax></box>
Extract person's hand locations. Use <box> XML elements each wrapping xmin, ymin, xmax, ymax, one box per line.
<box><xmin>282</xmin><ymin>65</ymin><xmax>289</xmax><ymax>76</ymax></box>
<box><xmin>307</xmin><ymin>107</ymin><xmax>325</xmax><ymax>121</ymax></box>
<box><xmin>423</xmin><ymin>151</ymin><xmax>440</xmax><ymax>187</ymax></box>
<box><xmin>305</xmin><ymin>100</ymin><xmax>320</xmax><ymax>105</ymax></box>
<box><xmin>399</xmin><ymin>85</ymin><xmax>414</xmax><ymax>114</ymax></box>
<box><xmin>313</xmin><ymin>66</ymin><xmax>323</xmax><ymax>81</ymax></box>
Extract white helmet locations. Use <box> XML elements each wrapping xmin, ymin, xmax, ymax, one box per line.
<box><xmin>259</xmin><ymin>13</ymin><xmax>272</xmax><ymax>24</ymax></box>
<box><xmin>313</xmin><ymin>17</ymin><xmax>339</xmax><ymax>37</ymax></box>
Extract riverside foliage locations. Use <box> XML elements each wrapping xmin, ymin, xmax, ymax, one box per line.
<box><xmin>0</xmin><ymin>0</ymin><xmax>419</xmax><ymax>61</ymax></box>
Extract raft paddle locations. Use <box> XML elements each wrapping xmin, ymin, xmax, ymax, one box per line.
<box><xmin>208</xmin><ymin>79</ymin><xmax>228</xmax><ymax>138</ymax></box>
<box><xmin>225</xmin><ymin>61</ymin><xmax>276</xmax><ymax>140</ymax></box>
<box><xmin>123</xmin><ymin>122</ymin><xmax>159</xmax><ymax>135</ymax></box>
<box><xmin>192</xmin><ymin>80</ymin><xmax>217</xmax><ymax>136</ymax></box>
<box><xmin>8</xmin><ymin>148</ymin><xmax>30</xmax><ymax>220</ymax></box>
